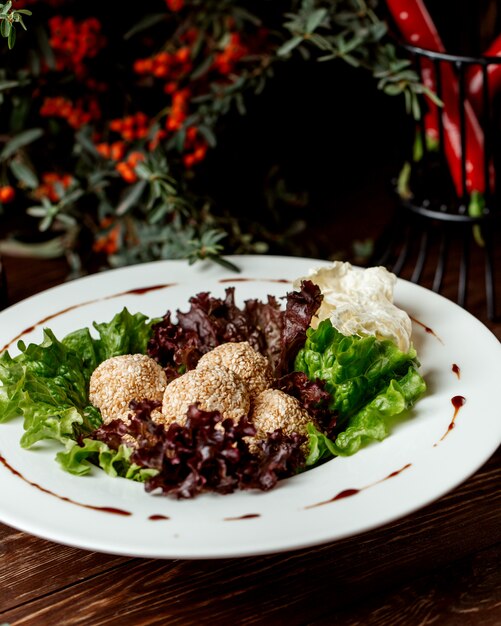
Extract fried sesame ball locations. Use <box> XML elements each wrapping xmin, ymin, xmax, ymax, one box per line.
<box><xmin>159</xmin><ymin>364</ymin><xmax>250</xmax><ymax>427</ymax></box>
<box><xmin>196</xmin><ymin>341</ymin><xmax>272</xmax><ymax>398</ymax></box>
<box><xmin>89</xmin><ymin>354</ymin><xmax>167</xmax><ymax>423</ymax></box>
<box><xmin>248</xmin><ymin>389</ymin><xmax>314</xmax><ymax>455</ymax></box>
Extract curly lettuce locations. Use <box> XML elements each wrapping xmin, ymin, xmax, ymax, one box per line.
<box><xmin>0</xmin><ymin>308</ymin><xmax>159</xmax><ymax>451</ymax></box>
<box><xmin>57</xmin><ymin>438</ymin><xmax>157</xmax><ymax>481</ymax></box>
<box><xmin>296</xmin><ymin>320</ymin><xmax>426</xmax><ymax>462</ymax></box>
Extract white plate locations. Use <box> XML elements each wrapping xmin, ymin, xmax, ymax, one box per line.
<box><xmin>0</xmin><ymin>256</ymin><xmax>500</xmax><ymax>559</ymax></box>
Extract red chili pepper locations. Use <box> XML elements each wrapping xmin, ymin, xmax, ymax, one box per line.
<box><xmin>466</xmin><ymin>34</ymin><xmax>501</xmax><ymax>114</ymax></box>
<box><xmin>386</xmin><ymin>0</ymin><xmax>493</xmax><ymax>196</ymax></box>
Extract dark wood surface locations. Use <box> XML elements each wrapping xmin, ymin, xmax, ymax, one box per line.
<box><xmin>0</xmin><ymin>218</ymin><xmax>500</xmax><ymax>625</ymax></box>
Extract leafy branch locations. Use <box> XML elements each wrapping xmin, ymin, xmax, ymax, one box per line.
<box><xmin>0</xmin><ymin>1</ymin><xmax>31</xmax><ymax>49</ymax></box>
<box><xmin>279</xmin><ymin>0</ymin><xmax>436</xmax><ymax>118</ymax></box>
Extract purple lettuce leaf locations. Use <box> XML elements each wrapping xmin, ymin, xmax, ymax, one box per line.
<box><xmin>274</xmin><ymin>371</ymin><xmax>336</xmax><ymax>433</ymax></box>
<box><xmin>147</xmin><ymin>280</ymin><xmax>322</xmax><ymax>380</ymax></box>
<box><xmin>90</xmin><ymin>399</ymin><xmax>306</xmax><ymax>499</ymax></box>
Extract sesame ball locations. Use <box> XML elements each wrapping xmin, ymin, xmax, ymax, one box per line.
<box><xmin>196</xmin><ymin>341</ymin><xmax>272</xmax><ymax>398</ymax></box>
<box><xmin>248</xmin><ymin>389</ymin><xmax>314</xmax><ymax>454</ymax></box>
<box><xmin>89</xmin><ymin>354</ymin><xmax>167</xmax><ymax>423</ymax></box>
<box><xmin>159</xmin><ymin>365</ymin><xmax>250</xmax><ymax>426</ymax></box>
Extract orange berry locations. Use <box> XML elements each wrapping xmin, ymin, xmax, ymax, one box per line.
<box><xmin>121</xmin><ymin>129</ymin><xmax>136</xmax><ymax>142</ymax></box>
<box><xmin>135</xmin><ymin>112</ymin><xmax>148</xmax><ymax>127</ymax></box>
<box><xmin>183</xmin><ymin>154</ymin><xmax>196</xmax><ymax>168</ymax></box>
<box><xmin>175</xmin><ymin>47</ymin><xmax>190</xmax><ymax>64</ymax></box>
<box><xmin>154</xmin><ymin>65</ymin><xmax>169</xmax><ymax>79</ymax></box>
<box><xmin>127</xmin><ymin>151</ymin><xmax>145</xmax><ymax>167</ymax></box>
<box><xmin>166</xmin><ymin>0</ymin><xmax>184</xmax><ymax>11</ymax></box>
<box><xmin>116</xmin><ymin>162</ymin><xmax>137</xmax><ymax>183</ymax></box>
<box><xmin>173</xmin><ymin>88</ymin><xmax>190</xmax><ymax>106</ymax></box>
<box><xmin>133</xmin><ymin>59</ymin><xmax>147</xmax><ymax>74</ymax></box>
<box><xmin>186</xmin><ymin>126</ymin><xmax>197</xmax><ymax>142</ymax></box>
<box><xmin>122</xmin><ymin>116</ymin><xmax>134</xmax><ymax>131</ymax></box>
<box><xmin>156</xmin><ymin>51</ymin><xmax>171</xmax><ymax>65</ymax></box>
<box><xmin>166</xmin><ymin>115</ymin><xmax>185</xmax><ymax>131</ymax></box>
<box><xmin>96</xmin><ymin>143</ymin><xmax>111</xmax><ymax>158</ymax></box>
<box><xmin>110</xmin><ymin>141</ymin><xmax>126</xmax><ymax>161</ymax></box>
<box><xmin>110</xmin><ymin>119</ymin><xmax>123</xmax><ymax>132</ymax></box>
<box><xmin>164</xmin><ymin>81</ymin><xmax>178</xmax><ymax>95</ymax></box>
<box><xmin>0</xmin><ymin>186</ymin><xmax>15</xmax><ymax>203</ymax></box>
<box><xmin>193</xmin><ymin>145</ymin><xmax>207</xmax><ymax>162</ymax></box>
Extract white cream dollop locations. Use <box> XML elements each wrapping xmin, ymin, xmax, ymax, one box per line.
<box><xmin>294</xmin><ymin>261</ymin><xmax>412</xmax><ymax>353</ymax></box>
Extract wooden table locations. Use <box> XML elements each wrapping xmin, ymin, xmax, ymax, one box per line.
<box><xmin>0</xmin><ymin>237</ymin><xmax>500</xmax><ymax>625</ymax></box>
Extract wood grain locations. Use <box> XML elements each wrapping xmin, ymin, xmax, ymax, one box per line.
<box><xmin>1</xmin><ymin>448</ymin><xmax>499</xmax><ymax>625</ymax></box>
<box><xmin>0</xmin><ymin>525</ymin><xmax>129</xmax><ymax>612</ymax></box>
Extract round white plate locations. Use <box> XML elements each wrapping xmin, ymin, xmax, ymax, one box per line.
<box><xmin>0</xmin><ymin>256</ymin><xmax>500</xmax><ymax>559</ymax></box>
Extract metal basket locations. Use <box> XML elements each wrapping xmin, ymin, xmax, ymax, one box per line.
<box><xmin>372</xmin><ymin>44</ymin><xmax>501</xmax><ymax>320</ymax></box>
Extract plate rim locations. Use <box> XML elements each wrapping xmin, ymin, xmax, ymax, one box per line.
<box><xmin>0</xmin><ymin>254</ymin><xmax>500</xmax><ymax>559</ymax></box>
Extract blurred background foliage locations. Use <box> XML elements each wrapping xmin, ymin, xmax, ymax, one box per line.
<box><xmin>0</xmin><ymin>0</ymin><xmax>432</xmax><ymax>274</ymax></box>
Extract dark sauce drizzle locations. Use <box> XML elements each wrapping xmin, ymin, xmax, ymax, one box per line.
<box><xmin>219</xmin><ymin>277</ymin><xmax>289</xmax><ymax>284</ymax></box>
<box><xmin>108</xmin><ymin>284</ymin><xmax>176</xmax><ymax>298</ymax></box>
<box><xmin>409</xmin><ymin>316</ymin><xmax>444</xmax><ymax>344</ymax></box>
<box><xmin>1</xmin><ymin>282</ymin><xmax>177</xmax><ymax>352</ymax></box>
<box><xmin>148</xmin><ymin>514</ymin><xmax>170</xmax><ymax>521</ymax></box>
<box><xmin>452</xmin><ymin>363</ymin><xmax>461</xmax><ymax>379</ymax></box>
<box><xmin>224</xmin><ymin>513</ymin><xmax>261</xmax><ymax>521</ymax></box>
<box><xmin>305</xmin><ymin>463</ymin><xmax>412</xmax><ymax>509</ymax></box>
<box><xmin>0</xmin><ymin>453</ymin><xmax>131</xmax><ymax>516</ymax></box>
<box><xmin>434</xmin><ymin>395</ymin><xmax>466</xmax><ymax>445</ymax></box>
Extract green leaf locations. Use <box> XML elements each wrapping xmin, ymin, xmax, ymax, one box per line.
<box><xmin>75</xmin><ymin>129</ymin><xmax>99</xmax><ymax>156</ymax></box>
<box><xmin>332</xmin><ymin>367</ymin><xmax>426</xmax><ymax>455</ymax></box>
<box><xmin>0</xmin><ymin>127</ymin><xmax>43</xmax><ymax>160</ymax></box>
<box><xmin>231</xmin><ymin>6</ymin><xmax>261</xmax><ymax>27</ymax></box>
<box><xmin>36</xmin><ymin>25</ymin><xmax>56</xmax><ymax>70</ymax></box>
<box><xmin>296</xmin><ymin>320</ymin><xmax>425</xmax><ymax>456</ymax></box>
<box><xmin>306</xmin><ymin>8</ymin><xmax>327</xmax><ymax>33</ymax></box>
<box><xmin>277</xmin><ymin>36</ymin><xmax>303</xmax><ymax>57</ymax></box>
<box><xmin>0</xmin><ymin>309</ymin><xmax>160</xmax><ymax>450</ymax></box>
<box><xmin>305</xmin><ymin>423</ymin><xmax>338</xmax><ymax>466</ymax></box>
<box><xmin>124</xmin><ymin>13</ymin><xmax>165</xmax><ymax>39</ymax></box>
<box><xmin>0</xmin><ymin>18</ymin><xmax>10</xmax><ymax>38</ymax></box>
<box><xmin>91</xmin><ymin>308</ymin><xmax>160</xmax><ymax>361</ymax></box>
<box><xmin>0</xmin><ymin>79</ymin><xmax>19</xmax><ymax>91</ymax></box>
<box><xmin>115</xmin><ymin>179</ymin><xmax>147</xmax><ymax>216</ymax></box>
<box><xmin>57</xmin><ymin>439</ymin><xmax>157</xmax><ymax>481</ymax></box>
<box><xmin>9</xmin><ymin>159</ymin><xmax>39</xmax><ymax>188</ymax></box>
<box><xmin>191</xmin><ymin>54</ymin><xmax>214</xmax><ymax>80</ymax></box>
<box><xmin>197</xmin><ymin>124</ymin><xmax>217</xmax><ymax>148</ymax></box>
<box><xmin>235</xmin><ymin>92</ymin><xmax>246</xmax><ymax>115</ymax></box>
<box><xmin>7</xmin><ymin>24</ymin><xmax>15</xmax><ymax>49</ymax></box>
<box><xmin>384</xmin><ymin>83</ymin><xmax>404</xmax><ymax>96</ymax></box>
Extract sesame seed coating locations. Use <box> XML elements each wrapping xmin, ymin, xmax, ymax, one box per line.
<box><xmin>248</xmin><ymin>389</ymin><xmax>314</xmax><ymax>454</ymax></box>
<box><xmin>196</xmin><ymin>341</ymin><xmax>272</xmax><ymax>398</ymax></box>
<box><xmin>89</xmin><ymin>354</ymin><xmax>167</xmax><ymax>423</ymax></box>
<box><xmin>159</xmin><ymin>364</ymin><xmax>250</xmax><ymax>426</ymax></box>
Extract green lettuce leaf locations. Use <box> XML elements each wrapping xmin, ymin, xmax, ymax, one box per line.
<box><xmin>296</xmin><ymin>320</ymin><xmax>426</xmax><ymax>461</ymax></box>
<box><xmin>92</xmin><ymin>308</ymin><xmax>159</xmax><ymax>362</ymax></box>
<box><xmin>304</xmin><ymin>422</ymin><xmax>338</xmax><ymax>466</ymax></box>
<box><xmin>62</xmin><ymin>308</ymin><xmax>161</xmax><ymax>380</ymax></box>
<box><xmin>57</xmin><ymin>438</ymin><xmax>157</xmax><ymax>482</ymax></box>
<box><xmin>0</xmin><ymin>308</ymin><xmax>159</xmax><ymax>450</ymax></box>
<box><xmin>296</xmin><ymin>320</ymin><xmax>421</xmax><ymax>422</ymax></box>
<box><xmin>0</xmin><ymin>329</ymin><xmax>90</xmax><ymax>446</ymax></box>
